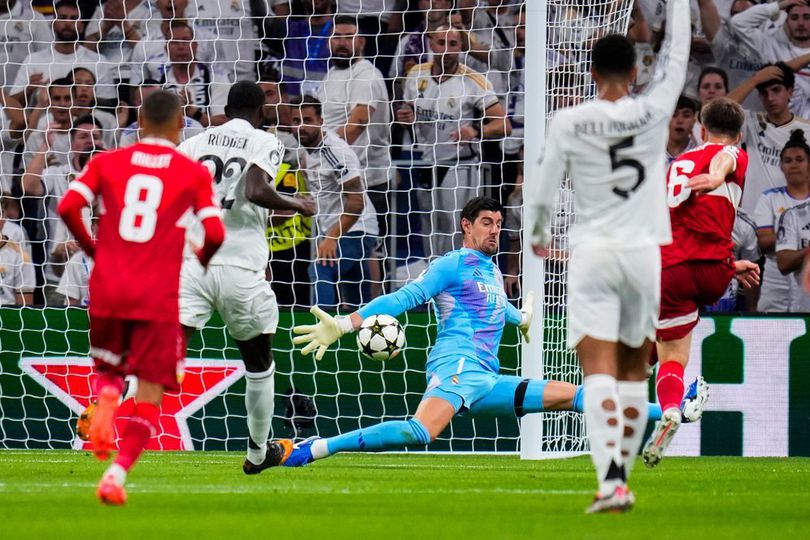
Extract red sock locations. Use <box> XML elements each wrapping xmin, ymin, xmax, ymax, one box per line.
<box><xmin>95</xmin><ymin>372</ymin><xmax>125</xmax><ymax>397</ymax></box>
<box><xmin>656</xmin><ymin>361</ymin><xmax>685</xmax><ymax>412</ymax></box>
<box><xmin>114</xmin><ymin>402</ymin><xmax>159</xmax><ymax>472</ymax></box>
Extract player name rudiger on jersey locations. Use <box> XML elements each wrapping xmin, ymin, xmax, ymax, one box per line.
<box><xmin>207</xmin><ymin>133</ymin><xmax>249</xmax><ymax>150</ymax></box>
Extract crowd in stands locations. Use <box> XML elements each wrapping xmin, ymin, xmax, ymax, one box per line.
<box><xmin>1</xmin><ymin>0</ymin><xmax>809</xmax><ymax>313</ymax></box>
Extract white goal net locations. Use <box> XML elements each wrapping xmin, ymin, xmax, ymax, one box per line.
<box><xmin>0</xmin><ymin>0</ymin><xmax>632</xmax><ymax>454</ymax></box>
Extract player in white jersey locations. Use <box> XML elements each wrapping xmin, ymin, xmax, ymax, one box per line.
<box><xmin>776</xmin><ymin>199</ymin><xmax>810</xmax><ymax>311</ymax></box>
<box><xmin>525</xmin><ymin>0</ymin><xmax>690</xmax><ymax>513</ymax></box>
<box><xmin>177</xmin><ymin>82</ymin><xmax>316</xmax><ymax>474</ymax></box>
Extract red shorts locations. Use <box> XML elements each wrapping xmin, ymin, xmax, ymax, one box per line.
<box><xmin>657</xmin><ymin>260</ymin><xmax>734</xmax><ymax>341</ymax></box>
<box><xmin>89</xmin><ymin>316</ymin><xmax>186</xmax><ymax>391</ymax></box>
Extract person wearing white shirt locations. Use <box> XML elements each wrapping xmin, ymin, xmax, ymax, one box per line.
<box><xmin>0</xmin><ymin>90</ymin><xmax>25</xmax><ymax>195</ymax></box>
<box><xmin>776</xmin><ymin>198</ymin><xmax>810</xmax><ymax>311</ymax></box>
<box><xmin>8</xmin><ymin>1</ymin><xmax>116</xmax><ymax>103</ymax></box>
<box><xmin>318</xmin><ymin>16</ymin><xmax>392</xmax><ymax>246</ymax></box>
<box><xmin>0</xmin><ymin>0</ymin><xmax>52</xmax><ymax>88</ymax></box>
<box><xmin>192</xmin><ymin>0</ymin><xmax>260</xmax><ymax>82</ymax></box>
<box><xmin>525</xmin><ymin>0</ymin><xmax>690</xmax><ymax>513</ymax></box>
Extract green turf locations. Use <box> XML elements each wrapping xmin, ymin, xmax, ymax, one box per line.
<box><xmin>1</xmin><ymin>452</ymin><xmax>808</xmax><ymax>540</ymax></box>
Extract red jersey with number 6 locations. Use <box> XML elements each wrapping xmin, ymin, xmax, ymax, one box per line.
<box><xmin>69</xmin><ymin>139</ymin><xmax>219</xmax><ymax>322</ymax></box>
<box><xmin>662</xmin><ymin>143</ymin><xmax>748</xmax><ymax>268</ymax></box>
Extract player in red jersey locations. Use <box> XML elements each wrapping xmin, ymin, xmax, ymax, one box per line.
<box><xmin>643</xmin><ymin>98</ymin><xmax>760</xmax><ymax>467</ymax></box>
<box><xmin>57</xmin><ymin>91</ymin><xmax>225</xmax><ymax>505</ymax></box>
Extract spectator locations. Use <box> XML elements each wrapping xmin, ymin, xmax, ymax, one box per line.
<box><xmin>261</xmin><ymin>74</ymin><xmax>314</xmax><ymax>308</ymax></box>
<box><xmin>333</xmin><ymin>0</ymin><xmax>398</xmax><ymax>74</ymax></box>
<box><xmin>67</xmin><ymin>67</ymin><xmax>119</xmax><ymax>150</ymax></box>
<box><xmin>502</xmin><ymin>7</ymin><xmax>526</xmax><ymax>204</ymax></box>
<box><xmin>397</xmin><ymin>24</ymin><xmax>510</xmax><ymax>259</ymax></box>
<box><xmin>692</xmin><ymin>67</ymin><xmax>729</xmax><ymax>143</ymax></box>
<box><xmin>23</xmin><ymin>79</ymin><xmax>74</xmax><ymax>169</ymax></box>
<box><xmin>699</xmin><ymin>0</ymin><xmax>762</xmax><ymax>110</ymax></box>
<box><xmin>145</xmin><ymin>20</ymin><xmax>230</xmax><ymax>126</ymax></box>
<box><xmin>728</xmin><ymin>62</ymin><xmax>810</xmax><ymax>213</ymax></box>
<box><xmin>318</xmin><ymin>14</ymin><xmax>391</xmax><ymax>292</ymax></box>
<box><xmin>755</xmin><ymin>129</ymin><xmax>810</xmax><ymax>312</ymax></box>
<box><xmin>466</xmin><ymin>0</ymin><xmax>519</xmax><ymax>100</ymax></box>
<box><xmin>730</xmin><ymin>0</ymin><xmax>810</xmax><ymax>110</ymax></box>
<box><xmin>269</xmin><ymin>0</ymin><xmax>335</xmax><ymax>96</ymax></box>
<box><xmin>776</xmin><ymin>195</ymin><xmax>810</xmax><ymax>311</ymax></box>
<box><xmin>389</xmin><ymin>0</ymin><xmax>450</xmax><ymax>83</ymax></box>
<box><xmin>0</xmin><ymin>0</ymin><xmax>52</xmax><ymax>88</ymax></box>
<box><xmin>290</xmin><ymin>95</ymin><xmax>379</xmax><ymax>309</ymax></box>
<box><xmin>84</xmin><ymin>0</ymin><xmax>156</xmax><ymax>91</ymax></box>
<box><xmin>667</xmin><ymin>95</ymin><xmax>699</xmax><ymax>163</ymax></box>
<box><xmin>0</xmin><ymin>225</ymin><xmax>34</xmax><ymax>305</ymax></box>
<box><xmin>1</xmin><ymin>89</ymin><xmax>25</xmax><ymax>196</ymax></box>
<box><xmin>21</xmin><ymin>115</ymin><xmax>103</xmax><ymax>297</ymax></box>
<box><xmin>8</xmin><ymin>0</ymin><xmax>116</xmax><ymax>104</ymax></box>
<box><xmin>56</xmin><ymin>211</ymin><xmax>95</xmax><ymax>307</ymax></box>
<box><xmin>193</xmin><ymin>0</ymin><xmax>261</xmax><ymax>82</ymax></box>
<box><xmin>117</xmin><ymin>79</ymin><xmax>205</xmax><ymax>146</ymax></box>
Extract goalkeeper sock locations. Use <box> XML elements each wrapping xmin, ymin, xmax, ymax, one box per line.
<box><xmin>244</xmin><ymin>369</ymin><xmax>274</xmax><ymax>465</ymax></box>
<box><xmin>114</xmin><ymin>401</ymin><xmax>159</xmax><ymax>472</ymax></box>
<box><xmin>616</xmin><ymin>381</ymin><xmax>649</xmax><ymax>478</ymax></box>
<box><xmin>325</xmin><ymin>419</ymin><xmax>430</xmax><ymax>456</ymax></box>
<box><xmin>583</xmin><ymin>374</ymin><xmax>625</xmax><ymax>495</ymax></box>
<box><xmin>574</xmin><ymin>384</ymin><xmax>661</xmax><ymax>420</ymax></box>
<box><xmin>656</xmin><ymin>361</ymin><xmax>685</xmax><ymax>412</ymax></box>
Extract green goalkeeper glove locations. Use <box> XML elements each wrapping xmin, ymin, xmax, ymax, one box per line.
<box><xmin>292</xmin><ymin>306</ymin><xmax>355</xmax><ymax>361</ymax></box>
<box><xmin>519</xmin><ymin>291</ymin><xmax>534</xmax><ymax>343</ymax></box>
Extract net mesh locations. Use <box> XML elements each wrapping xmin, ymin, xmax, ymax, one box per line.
<box><xmin>0</xmin><ymin>0</ymin><xmax>632</xmax><ymax>453</ymax></box>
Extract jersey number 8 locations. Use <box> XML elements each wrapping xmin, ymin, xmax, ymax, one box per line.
<box><xmin>119</xmin><ymin>174</ymin><xmax>163</xmax><ymax>242</ymax></box>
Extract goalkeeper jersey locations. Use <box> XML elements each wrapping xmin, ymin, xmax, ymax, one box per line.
<box><xmin>357</xmin><ymin>248</ymin><xmax>522</xmax><ymax>373</ymax></box>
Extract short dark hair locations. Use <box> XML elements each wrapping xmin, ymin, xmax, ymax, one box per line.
<box><xmin>333</xmin><ymin>15</ymin><xmax>359</xmax><ymax>28</ymax></box>
<box><xmin>54</xmin><ymin>0</ymin><xmax>79</xmax><ymax>13</ymax></box>
<box><xmin>168</xmin><ymin>19</ymin><xmax>194</xmax><ymax>37</ymax></box>
<box><xmin>141</xmin><ymin>78</ymin><xmax>161</xmax><ymax>86</ymax></box>
<box><xmin>591</xmin><ymin>34</ymin><xmax>636</xmax><ymax>78</ymax></box>
<box><xmin>50</xmin><ymin>77</ymin><xmax>72</xmax><ymax>92</ymax></box>
<box><xmin>756</xmin><ymin>62</ymin><xmax>795</xmax><ymax>92</ymax></box>
<box><xmin>460</xmin><ymin>196</ymin><xmax>504</xmax><ymax>230</ymax></box>
<box><xmin>289</xmin><ymin>95</ymin><xmax>322</xmax><ymax>117</ymax></box>
<box><xmin>225</xmin><ymin>81</ymin><xmax>266</xmax><ymax>117</ymax></box>
<box><xmin>700</xmin><ymin>97</ymin><xmax>745</xmax><ymax>138</ymax></box>
<box><xmin>697</xmin><ymin>66</ymin><xmax>729</xmax><ymax>94</ymax></box>
<box><xmin>140</xmin><ymin>90</ymin><xmax>181</xmax><ymax>127</ymax></box>
<box><xmin>70</xmin><ymin>114</ymin><xmax>103</xmax><ymax>139</ymax></box>
<box><xmin>781</xmin><ymin>129</ymin><xmax>810</xmax><ymax>161</ymax></box>
<box><xmin>676</xmin><ymin>95</ymin><xmax>699</xmax><ymax>113</ymax></box>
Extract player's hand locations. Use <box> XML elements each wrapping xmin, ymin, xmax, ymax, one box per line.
<box><xmin>317</xmin><ymin>237</ymin><xmax>338</xmax><ymax>266</ymax></box>
<box><xmin>451</xmin><ymin>125</ymin><xmax>479</xmax><ymax>142</ymax></box>
<box><xmin>753</xmin><ymin>65</ymin><xmax>785</xmax><ymax>86</ymax></box>
<box><xmin>518</xmin><ymin>290</ymin><xmax>534</xmax><ymax>343</ymax></box>
<box><xmin>733</xmin><ymin>260</ymin><xmax>761</xmax><ymax>289</ymax></box>
<box><xmin>292</xmin><ymin>306</ymin><xmax>354</xmax><ymax>360</ymax></box>
<box><xmin>687</xmin><ymin>173</ymin><xmax>720</xmax><ymax>193</ymax></box>
<box><xmin>296</xmin><ymin>195</ymin><xmax>317</xmax><ymax>217</ymax></box>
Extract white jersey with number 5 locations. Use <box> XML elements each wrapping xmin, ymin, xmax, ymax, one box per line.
<box><xmin>179</xmin><ymin>118</ymin><xmax>284</xmax><ymax>271</ymax></box>
<box><xmin>526</xmin><ymin>0</ymin><xmax>690</xmax><ymax>251</ymax></box>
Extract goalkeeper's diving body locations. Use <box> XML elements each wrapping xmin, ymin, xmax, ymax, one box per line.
<box><xmin>270</xmin><ymin>197</ymin><xmax>696</xmax><ymax>466</ymax></box>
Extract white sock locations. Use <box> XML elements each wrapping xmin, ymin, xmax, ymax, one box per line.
<box><xmin>310</xmin><ymin>439</ymin><xmax>330</xmax><ymax>460</ymax></box>
<box><xmin>617</xmin><ymin>381</ymin><xmax>650</xmax><ymax>479</ymax></box>
<box><xmin>245</xmin><ymin>369</ymin><xmax>275</xmax><ymax>465</ymax></box>
<box><xmin>103</xmin><ymin>463</ymin><xmax>127</xmax><ymax>486</ymax></box>
<box><xmin>583</xmin><ymin>374</ymin><xmax>625</xmax><ymax>495</ymax></box>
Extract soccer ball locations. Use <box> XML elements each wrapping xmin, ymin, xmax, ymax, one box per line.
<box><xmin>356</xmin><ymin>314</ymin><xmax>406</xmax><ymax>361</ymax></box>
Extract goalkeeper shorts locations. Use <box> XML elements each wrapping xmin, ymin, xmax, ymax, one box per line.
<box><xmin>422</xmin><ymin>357</ymin><xmax>499</xmax><ymax>413</ymax></box>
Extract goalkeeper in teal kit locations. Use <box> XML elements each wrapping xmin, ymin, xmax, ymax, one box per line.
<box><xmin>269</xmin><ymin>197</ymin><xmax>700</xmax><ymax>467</ymax></box>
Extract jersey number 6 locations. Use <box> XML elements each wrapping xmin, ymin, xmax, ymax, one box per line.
<box><xmin>609</xmin><ymin>136</ymin><xmax>646</xmax><ymax>199</ymax></box>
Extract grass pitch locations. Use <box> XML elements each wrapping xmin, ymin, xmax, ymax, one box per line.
<box><xmin>1</xmin><ymin>452</ymin><xmax>808</xmax><ymax>540</ymax></box>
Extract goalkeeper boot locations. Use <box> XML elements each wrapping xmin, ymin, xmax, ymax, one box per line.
<box><xmin>243</xmin><ymin>440</ymin><xmax>294</xmax><ymax>475</ymax></box>
<box><xmin>586</xmin><ymin>485</ymin><xmax>634</xmax><ymax>514</ymax></box>
<box><xmin>281</xmin><ymin>437</ymin><xmax>320</xmax><ymax>467</ymax></box>
<box><xmin>90</xmin><ymin>386</ymin><xmax>121</xmax><ymax>462</ymax></box>
<box><xmin>642</xmin><ymin>406</ymin><xmax>681</xmax><ymax>468</ymax></box>
<box><xmin>680</xmin><ymin>376</ymin><xmax>709</xmax><ymax>423</ymax></box>
<box><xmin>96</xmin><ymin>474</ymin><xmax>127</xmax><ymax>506</ymax></box>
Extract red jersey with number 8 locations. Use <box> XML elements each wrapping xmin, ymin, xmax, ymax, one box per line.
<box><xmin>662</xmin><ymin>143</ymin><xmax>748</xmax><ymax>268</ymax></box>
<box><xmin>71</xmin><ymin>139</ymin><xmax>218</xmax><ymax>322</ymax></box>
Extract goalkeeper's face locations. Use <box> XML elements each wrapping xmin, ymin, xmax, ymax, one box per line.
<box><xmin>463</xmin><ymin>211</ymin><xmax>502</xmax><ymax>256</ymax></box>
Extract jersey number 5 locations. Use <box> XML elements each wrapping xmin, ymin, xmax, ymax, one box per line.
<box><xmin>119</xmin><ymin>174</ymin><xmax>163</xmax><ymax>242</ymax></box>
<box><xmin>609</xmin><ymin>136</ymin><xmax>646</xmax><ymax>199</ymax></box>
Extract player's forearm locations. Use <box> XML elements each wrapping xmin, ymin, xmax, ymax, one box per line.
<box><xmin>777</xmin><ymin>248</ymin><xmax>808</xmax><ymax>275</ymax></box>
<box><xmin>197</xmin><ymin>216</ymin><xmax>225</xmax><ymax>268</ymax></box>
<box><xmin>57</xmin><ymin>192</ymin><xmax>95</xmax><ymax>257</ymax></box>
<box><xmin>340</xmin><ymin>122</ymin><xmax>367</xmax><ymax>145</ymax></box>
<box><xmin>728</xmin><ymin>77</ymin><xmax>759</xmax><ymax>104</ymax></box>
<box><xmin>327</xmin><ymin>212</ymin><xmax>360</xmax><ymax>239</ymax></box>
<box><xmin>22</xmin><ymin>152</ymin><xmax>47</xmax><ymax>196</ymax></box>
<box><xmin>648</xmin><ymin>0</ymin><xmax>691</xmax><ymax>108</ymax></box>
<box><xmin>504</xmin><ymin>301</ymin><xmax>523</xmax><ymax>326</ymax></box>
<box><xmin>356</xmin><ymin>285</ymin><xmax>426</xmax><ymax>323</ymax></box>
<box><xmin>482</xmin><ymin>116</ymin><xmax>511</xmax><ymax>139</ymax></box>
<box><xmin>245</xmin><ymin>168</ymin><xmax>303</xmax><ymax>212</ymax></box>
<box><xmin>698</xmin><ymin>0</ymin><xmax>721</xmax><ymax>42</ymax></box>
<box><xmin>786</xmin><ymin>52</ymin><xmax>810</xmax><ymax>73</ymax></box>
<box><xmin>340</xmin><ymin>106</ymin><xmax>371</xmax><ymax>145</ymax></box>
<box><xmin>757</xmin><ymin>229</ymin><xmax>777</xmax><ymax>254</ymax></box>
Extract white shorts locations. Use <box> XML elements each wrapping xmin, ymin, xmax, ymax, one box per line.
<box><xmin>179</xmin><ymin>261</ymin><xmax>279</xmax><ymax>341</ymax></box>
<box><xmin>567</xmin><ymin>244</ymin><xmax>660</xmax><ymax>349</ymax></box>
